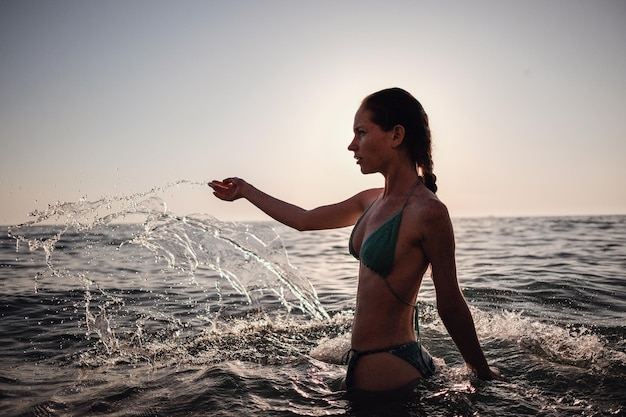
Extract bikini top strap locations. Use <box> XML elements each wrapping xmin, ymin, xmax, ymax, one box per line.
<box><xmin>401</xmin><ymin>177</ymin><xmax>422</xmax><ymax>209</ymax></box>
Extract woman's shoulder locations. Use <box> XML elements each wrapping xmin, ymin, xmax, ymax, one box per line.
<box><xmin>353</xmin><ymin>187</ymin><xmax>383</xmax><ymax>207</ymax></box>
<box><xmin>407</xmin><ymin>192</ymin><xmax>453</xmax><ymax>235</ymax></box>
<box><xmin>359</xmin><ymin>187</ymin><xmax>384</xmax><ymax>197</ymax></box>
<box><xmin>411</xmin><ymin>189</ymin><xmax>449</xmax><ymax>218</ymax></box>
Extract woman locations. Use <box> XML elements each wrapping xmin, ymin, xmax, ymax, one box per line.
<box><xmin>210</xmin><ymin>88</ymin><xmax>501</xmax><ymax>393</ymax></box>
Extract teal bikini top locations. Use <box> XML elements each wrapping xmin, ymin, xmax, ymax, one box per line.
<box><xmin>348</xmin><ymin>179</ymin><xmax>421</xmax><ymax>278</ymax></box>
<box><xmin>349</xmin><ymin>208</ymin><xmax>403</xmax><ymax>278</ymax></box>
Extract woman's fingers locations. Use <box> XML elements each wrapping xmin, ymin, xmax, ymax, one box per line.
<box><xmin>209</xmin><ymin>179</ymin><xmax>239</xmax><ymax>201</ymax></box>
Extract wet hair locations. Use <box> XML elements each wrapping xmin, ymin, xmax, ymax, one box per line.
<box><xmin>361</xmin><ymin>87</ymin><xmax>437</xmax><ymax>193</ymax></box>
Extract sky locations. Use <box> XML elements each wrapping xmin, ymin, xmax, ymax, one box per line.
<box><xmin>1</xmin><ymin>0</ymin><xmax>625</xmax><ymax>225</ymax></box>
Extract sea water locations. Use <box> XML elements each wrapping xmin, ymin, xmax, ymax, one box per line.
<box><xmin>1</xmin><ymin>181</ymin><xmax>625</xmax><ymax>416</ymax></box>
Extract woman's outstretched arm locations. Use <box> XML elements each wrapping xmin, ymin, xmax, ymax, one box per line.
<box><xmin>210</xmin><ymin>177</ymin><xmax>379</xmax><ymax>231</ymax></box>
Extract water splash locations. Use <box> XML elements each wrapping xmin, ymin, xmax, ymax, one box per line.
<box><xmin>131</xmin><ymin>212</ymin><xmax>329</xmax><ymax>320</ymax></box>
<box><xmin>470</xmin><ymin>309</ymin><xmax>626</xmax><ymax>373</ymax></box>
<box><xmin>7</xmin><ymin>180</ymin><xmax>329</xmax><ymax>357</ymax></box>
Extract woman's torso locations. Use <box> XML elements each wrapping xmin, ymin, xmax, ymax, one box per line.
<box><xmin>349</xmin><ymin>184</ymin><xmax>431</xmax><ymax>350</ymax></box>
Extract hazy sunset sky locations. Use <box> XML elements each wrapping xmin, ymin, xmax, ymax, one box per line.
<box><xmin>1</xmin><ymin>0</ymin><xmax>625</xmax><ymax>225</ymax></box>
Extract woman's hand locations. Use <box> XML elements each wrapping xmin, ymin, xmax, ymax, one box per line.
<box><xmin>209</xmin><ymin>178</ymin><xmax>247</xmax><ymax>201</ymax></box>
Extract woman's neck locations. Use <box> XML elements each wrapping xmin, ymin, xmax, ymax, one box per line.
<box><xmin>381</xmin><ymin>166</ymin><xmax>420</xmax><ymax>200</ymax></box>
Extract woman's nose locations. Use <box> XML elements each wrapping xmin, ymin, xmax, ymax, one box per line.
<box><xmin>347</xmin><ymin>136</ymin><xmax>357</xmax><ymax>151</ymax></box>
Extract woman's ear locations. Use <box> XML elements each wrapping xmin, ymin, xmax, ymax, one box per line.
<box><xmin>391</xmin><ymin>124</ymin><xmax>405</xmax><ymax>148</ymax></box>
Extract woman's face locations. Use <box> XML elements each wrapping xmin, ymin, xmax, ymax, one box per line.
<box><xmin>348</xmin><ymin>106</ymin><xmax>393</xmax><ymax>174</ymax></box>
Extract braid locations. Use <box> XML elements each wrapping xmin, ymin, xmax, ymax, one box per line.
<box><xmin>419</xmin><ymin>114</ymin><xmax>438</xmax><ymax>194</ymax></box>
<box><xmin>421</xmin><ymin>158</ymin><xmax>437</xmax><ymax>194</ymax></box>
